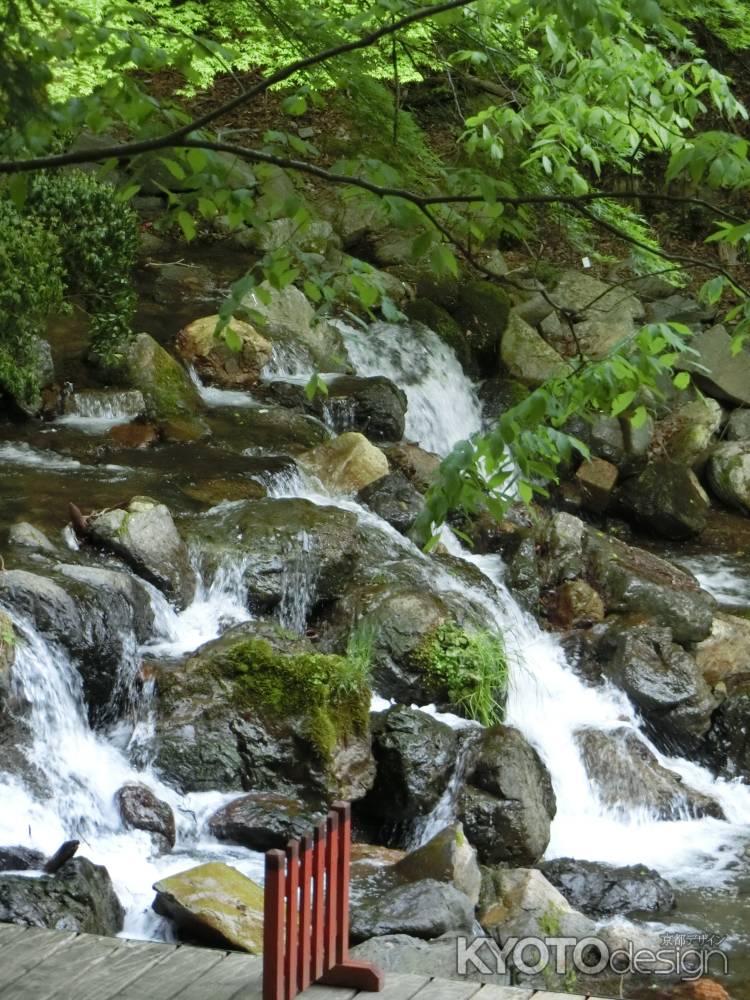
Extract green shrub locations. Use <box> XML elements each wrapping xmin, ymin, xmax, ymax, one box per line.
<box><xmin>412</xmin><ymin>621</ymin><xmax>508</xmax><ymax>726</ymax></box>
<box><xmin>0</xmin><ymin>200</ymin><xmax>65</xmax><ymax>407</ymax></box>
<box><xmin>24</xmin><ymin>170</ymin><xmax>139</xmax><ymax>363</ymax></box>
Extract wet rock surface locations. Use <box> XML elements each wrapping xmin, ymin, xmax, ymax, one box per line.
<box><xmin>539</xmin><ymin>857</ymin><xmax>676</xmax><ymax>917</ymax></box>
<box><xmin>116</xmin><ymin>783</ymin><xmax>176</xmax><ymax>852</ymax></box>
<box><xmin>207</xmin><ymin>792</ymin><xmax>325</xmax><ymax>851</ymax></box>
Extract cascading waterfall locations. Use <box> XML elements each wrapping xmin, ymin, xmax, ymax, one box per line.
<box><xmin>335</xmin><ymin>320</ymin><xmax>483</xmax><ymax>456</ymax></box>
<box><xmin>57</xmin><ymin>391</ymin><xmax>146</xmax><ymax>433</ymax></box>
<box><xmin>2</xmin><ymin>313</ymin><xmax>749</xmax><ymax>960</ymax></box>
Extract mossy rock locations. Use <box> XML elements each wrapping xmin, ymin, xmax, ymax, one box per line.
<box><xmin>152</xmin><ymin>619</ymin><xmax>375</xmax><ymax>800</ymax></box>
<box><xmin>449</xmin><ymin>280</ymin><xmax>512</xmax><ymax>376</ymax></box>
<box><xmin>152</xmin><ymin>862</ymin><xmax>264</xmax><ymax>952</ymax></box>
<box><xmin>123</xmin><ymin>333</ymin><xmax>208</xmax><ymax>437</ymax></box>
<box><xmin>404</xmin><ymin>299</ymin><xmax>470</xmax><ymax>372</ymax></box>
<box><xmin>209</xmin><ymin>404</ymin><xmax>330</xmax><ymax>457</ymax></box>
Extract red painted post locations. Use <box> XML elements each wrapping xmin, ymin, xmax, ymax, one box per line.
<box><xmin>311</xmin><ymin>819</ymin><xmax>326</xmax><ymax>982</ymax></box>
<box><xmin>263</xmin><ymin>850</ymin><xmax>286</xmax><ymax>1000</ymax></box>
<box><xmin>284</xmin><ymin>841</ymin><xmax>299</xmax><ymax>1000</ymax></box>
<box><xmin>262</xmin><ymin>803</ymin><xmax>383</xmax><ymax>1000</ymax></box>
<box><xmin>332</xmin><ymin>802</ymin><xmax>351</xmax><ymax>965</ymax></box>
<box><xmin>297</xmin><ymin>834</ymin><xmax>313</xmax><ymax>992</ymax></box>
<box><xmin>324</xmin><ymin>808</ymin><xmax>339</xmax><ymax>970</ymax></box>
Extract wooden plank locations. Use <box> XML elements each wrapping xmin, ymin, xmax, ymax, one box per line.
<box><xmin>0</xmin><ymin>932</ymin><xmax>123</xmax><ymax>1000</ymax></box>
<box><xmin>409</xmin><ymin>979</ymin><xmax>483</xmax><ymax>1000</ymax></box>
<box><xmin>39</xmin><ymin>938</ymin><xmax>176</xmax><ymax>1000</ymax></box>
<box><xmin>0</xmin><ymin>928</ymin><xmax>79</xmax><ymax>992</ymax></box>
<box><xmin>109</xmin><ymin>943</ymin><xmax>227</xmax><ymax>1000</ymax></box>
<box><xmin>370</xmin><ymin>973</ymin><xmax>431</xmax><ymax>1000</ymax></box>
<box><xmin>178</xmin><ymin>950</ymin><xmax>263</xmax><ymax>1000</ymax></box>
<box><xmin>474</xmin><ymin>988</ymin><xmax>534</xmax><ymax>1000</ymax></box>
<box><xmin>531</xmin><ymin>994</ymin><xmax>612</xmax><ymax>1000</ymax></box>
<box><xmin>295</xmin><ymin>984</ymin><xmax>356</xmax><ymax>1000</ymax></box>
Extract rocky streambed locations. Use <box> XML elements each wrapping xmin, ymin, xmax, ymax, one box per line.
<box><xmin>1</xmin><ymin>245</ymin><xmax>750</xmax><ymax>997</ymax></box>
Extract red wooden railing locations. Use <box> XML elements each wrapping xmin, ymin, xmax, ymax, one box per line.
<box><xmin>263</xmin><ymin>801</ymin><xmax>384</xmax><ymax>1000</ymax></box>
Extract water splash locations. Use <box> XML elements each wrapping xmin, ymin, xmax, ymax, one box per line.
<box><xmin>188</xmin><ymin>365</ymin><xmax>257</xmax><ymax>408</ymax></box>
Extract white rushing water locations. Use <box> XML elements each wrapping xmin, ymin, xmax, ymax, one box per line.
<box><xmin>188</xmin><ymin>366</ymin><xmax>257</xmax><ymax>408</ymax></box>
<box><xmin>1</xmin><ymin>314</ymin><xmax>749</xmax><ymax>948</ymax></box>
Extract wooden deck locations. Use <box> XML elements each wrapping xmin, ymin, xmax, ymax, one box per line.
<box><xmin>0</xmin><ymin>923</ymin><xmax>602</xmax><ymax>1000</ymax></box>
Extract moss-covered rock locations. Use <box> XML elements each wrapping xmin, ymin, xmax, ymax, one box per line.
<box><xmin>404</xmin><ymin>299</ymin><xmax>470</xmax><ymax>372</ymax></box>
<box><xmin>123</xmin><ymin>332</ymin><xmax>208</xmax><ymax>438</ymax></box>
<box><xmin>152</xmin><ymin>620</ymin><xmax>374</xmax><ymax>801</ymax></box>
<box><xmin>152</xmin><ymin>862</ymin><xmax>264</xmax><ymax>952</ymax></box>
<box><xmin>411</xmin><ymin>621</ymin><xmax>508</xmax><ymax>726</ymax></box>
<box><xmin>707</xmin><ymin>441</ymin><xmax>750</xmax><ymax>514</ymax></box>
<box><xmin>450</xmin><ymin>280</ymin><xmax>512</xmax><ymax>376</ymax></box>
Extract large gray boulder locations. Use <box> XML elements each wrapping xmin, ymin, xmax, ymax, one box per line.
<box><xmin>394</xmin><ymin>825</ymin><xmax>482</xmax><ymax>905</ymax></box>
<box><xmin>0</xmin><ymin>858</ymin><xmax>123</xmax><ymax>935</ymax></box>
<box><xmin>726</xmin><ymin>408</ymin><xmax>750</xmax><ymax>441</ymax></box>
<box><xmin>678</xmin><ymin>324</ymin><xmax>750</xmax><ymax>406</ymax></box>
<box><xmin>551</xmin><ymin>270</ymin><xmax>644</xmax><ymax>358</ymax></box>
<box><xmin>86</xmin><ymin>496</ymin><xmax>197</xmax><ymax>607</ymax></box>
<box><xmin>614</xmin><ymin>461</ymin><xmax>710</xmax><ymax>540</ymax></box>
<box><xmin>350</xmin><ymin>879</ymin><xmax>474</xmax><ymax>942</ymax></box>
<box><xmin>185</xmin><ymin>498</ymin><xmax>360</xmax><ymax>617</ymax></box>
<box><xmin>594</xmin><ymin>623</ymin><xmax>716</xmax><ymax>742</ymax></box>
<box><xmin>500</xmin><ymin>311</ymin><xmax>570</xmax><ymax>386</ymax></box>
<box><xmin>479</xmin><ymin>867</ymin><xmax>595</xmax><ymax>941</ymax></box>
<box><xmin>0</xmin><ymin>567</ymin><xmax>154</xmax><ymax>724</ymax></box>
<box><xmin>116</xmin><ymin>783</ymin><xmax>176</xmax><ymax>853</ymax></box>
<box><xmin>539</xmin><ymin>857</ymin><xmax>676</xmax><ymax>918</ymax></box>
<box><xmin>584</xmin><ymin>530</ymin><xmax>715</xmax><ymax>643</ymax></box>
<box><xmin>356</xmin><ymin>707</ymin><xmax>458</xmax><ymax>841</ymax></box>
<box><xmin>576</xmin><ymin>726</ymin><xmax>724</xmax><ymax>819</ymax></box>
<box><xmin>707</xmin><ymin>441</ymin><xmax>750</xmax><ymax>514</ymax></box>
<box><xmin>208</xmin><ymin>792</ymin><xmax>324</xmax><ymax>852</ymax></box>
<box><xmin>267</xmin><ymin>375</ymin><xmax>407</xmax><ymax>443</ymax></box>
<box><xmin>459</xmin><ymin>726</ymin><xmax>556</xmax><ymax>866</ymax></box>
<box><xmin>356</xmin><ymin>473</ymin><xmax>424</xmax><ymax>535</ymax></box>
<box><xmin>351</xmin><ymin>933</ymin><xmax>511</xmax><ymax>985</ymax></box>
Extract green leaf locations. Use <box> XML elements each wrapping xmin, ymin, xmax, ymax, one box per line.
<box><xmin>160</xmin><ymin>158</ymin><xmax>187</xmax><ymax>181</ymax></box>
<box><xmin>518</xmin><ymin>481</ymin><xmax>533</xmax><ymax>503</ymax></box>
<box><xmin>177</xmin><ymin>210</ymin><xmax>196</xmax><ymax>241</ymax></box>
<box><xmin>630</xmin><ymin>405</ymin><xmax>648</xmax><ymax>429</ymax></box>
<box><xmin>611</xmin><ymin>389</ymin><xmax>636</xmax><ymax>416</ymax></box>
<box><xmin>224</xmin><ymin>325</ymin><xmax>242</xmax><ymax>352</ymax></box>
<box><xmin>673</xmin><ymin>371</ymin><xmax>691</xmax><ymax>389</ymax></box>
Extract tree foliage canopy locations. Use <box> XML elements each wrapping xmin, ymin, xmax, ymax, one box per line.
<box><xmin>2</xmin><ymin>0</ymin><xmax>750</xmax><ymax>537</ymax></box>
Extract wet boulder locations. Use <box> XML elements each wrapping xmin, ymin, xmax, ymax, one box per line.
<box><xmin>694</xmin><ymin>613</ymin><xmax>750</xmax><ymax>688</ymax></box>
<box><xmin>185</xmin><ymin>498</ymin><xmax>360</xmax><ymax>614</ymax></box>
<box><xmin>151</xmin><ymin>620</ymin><xmax>374</xmax><ymax>802</ymax></box>
<box><xmin>356</xmin><ymin>473</ymin><xmax>423</xmax><ymax>535</ymax></box>
<box><xmin>356</xmin><ymin>706</ymin><xmax>458</xmax><ymax>843</ymax></box>
<box><xmin>707</xmin><ymin>442</ymin><xmax>750</xmax><ymax>514</ymax></box>
<box><xmin>594</xmin><ymin>622</ymin><xmax>716</xmax><ymax>743</ymax></box>
<box><xmin>584</xmin><ymin>531</ymin><xmax>716</xmax><ymax>643</ymax></box>
<box><xmin>0</xmin><ymin>846</ymin><xmax>45</xmax><ymax>872</ymax></box>
<box><xmin>479</xmin><ymin>867</ymin><xmax>595</xmax><ymax>941</ymax></box>
<box><xmin>450</xmin><ymin>280</ymin><xmax>511</xmax><ymax>375</ymax></box>
<box><xmin>0</xmin><ymin>567</ymin><xmax>154</xmax><ymax>724</ymax></box>
<box><xmin>706</xmin><ymin>679</ymin><xmax>750</xmax><ymax>780</ymax></box>
<box><xmin>152</xmin><ymin>862</ymin><xmax>264</xmax><ymax>952</ymax></box>
<box><xmin>576</xmin><ymin>726</ymin><xmax>724</xmax><ymax>819</ymax></box>
<box><xmin>7</xmin><ymin>522</ymin><xmax>56</xmax><ymax>554</ymax></box>
<box><xmin>678</xmin><ymin>324</ymin><xmax>750</xmax><ymax>406</ymax></box>
<box><xmin>243</xmin><ymin>283</ymin><xmax>350</xmax><ymax>373</ymax></box>
<box><xmin>459</xmin><ymin>725</ymin><xmax>556</xmax><ymax>866</ymax></box>
<box><xmin>500</xmin><ymin>311</ymin><xmax>570</xmax><ymax>386</ymax></box>
<box><xmin>0</xmin><ymin>858</ymin><xmax>124</xmax><ymax>935</ymax></box>
<box><xmin>85</xmin><ymin>496</ymin><xmax>197</xmax><ymax>607</ymax></box>
<box><xmin>115</xmin><ymin>782</ymin><xmax>176</xmax><ymax>852</ymax></box>
<box><xmin>300</xmin><ymin>432</ymin><xmax>389</xmax><ymax>494</ymax></box>
<box><xmin>268</xmin><ymin>375</ymin><xmax>407</xmax><ymax>443</ymax></box>
<box><xmin>383</xmin><ymin>443</ymin><xmax>440</xmax><ymax>493</ymax></box>
<box><xmin>350</xmin><ymin>878</ymin><xmax>474</xmax><ymax>942</ymax></box>
<box><xmin>394</xmin><ymin>825</ymin><xmax>482</xmax><ymax>905</ymax></box>
<box><xmin>208</xmin><ymin>792</ymin><xmax>325</xmax><ymax>851</ymax></box>
<box><xmin>614</xmin><ymin>461</ymin><xmax>710</xmax><ymax>540</ymax></box>
<box><xmin>122</xmin><ymin>332</ymin><xmax>208</xmax><ymax>439</ymax></box>
<box><xmin>176</xmin><ymin>315</ymin><xmax>272</xmax><ymax>389</ymax></box>
<box><xmin>539</xmin><ymin>857</ymin><xmax>676</xmax><ymax>918</ymax></box>
<box><xmin>211</xmin><ymin>403</ymin><xmax>329</xmax><ymax>457</ymax></box>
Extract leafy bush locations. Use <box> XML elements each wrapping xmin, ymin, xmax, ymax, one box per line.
<box><xmin>413</xmin><ymin>621</ymin><xmax>508</xmax><ymax>726</ymax></box>
<box><xmin>23</xmin><ymin>170</ymin><xmax>139</xmax><ymax>362</ymax></box>
<box><xmin>0</xmin><ymin>200</ymin><xmax>65</xmax><ymax>407</ymax></box>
